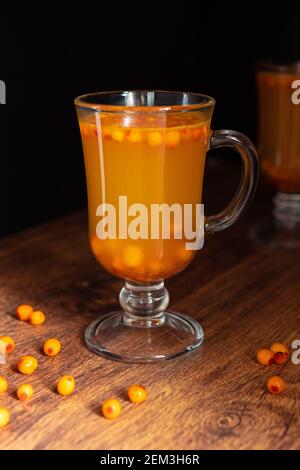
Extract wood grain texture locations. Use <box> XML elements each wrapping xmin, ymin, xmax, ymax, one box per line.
<box><xmin>0</xmin><ymin>159</ymin><xmax>300</xmax><ymax>450</ymax></box>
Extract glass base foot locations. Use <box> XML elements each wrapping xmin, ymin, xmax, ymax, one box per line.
<box><xmin>85</xmin><ymin>310</ymin><xmax>204</xmax><ymax>363</ymax></box>
<box><xmin>250</xmin><ymin>218</ymin><xmax>300</xmax><ymax>249</ymax></box>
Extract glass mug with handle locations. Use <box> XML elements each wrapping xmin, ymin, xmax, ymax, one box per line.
<box><xmin>254</xmin><ymin>62</ymin><xmax>300</xmax><ymax>248</ymax></box>
<box><xmin>75</xmin><ymin>91</ymin><xmax>259</xmax><ymax>363</ymax></box>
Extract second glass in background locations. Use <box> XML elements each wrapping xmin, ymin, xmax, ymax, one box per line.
<box><xmin>253</xmin><ymin>62</ymin><xmax>300</xmax><ymax>247</ymax></box>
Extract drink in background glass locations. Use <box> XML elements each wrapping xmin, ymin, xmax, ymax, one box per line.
<box><xmin>75</xmin><ymin>91</ymin><xmax>258</xmax><ymax>363</ymax></box>
<box><xmin>254</xmin><ymin>63</ymin><xmax>300</xmax><ymax>247</ymax></box>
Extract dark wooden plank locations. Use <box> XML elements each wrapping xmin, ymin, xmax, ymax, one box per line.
<box><xmin>0</xmin><ymin>161</ymin><xmax>299</xmax><ymax>450</ymax></box>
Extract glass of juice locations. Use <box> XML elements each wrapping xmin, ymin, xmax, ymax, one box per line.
<box><xmin>75</xmin><ymin>90</ymin><xmax>258</xmax><ymax>362</ymax></box>
<box><xmin>254</xmin><ymin>62</ymin><xmax>300</xmax><ymax>247</ymax></box>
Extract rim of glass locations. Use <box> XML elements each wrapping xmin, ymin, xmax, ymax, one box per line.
<box><xmin>74</xmin><ymin>90</ymin><xmax>215</xmax><ymax>113</ymax></box>
<box><xmin>257</xmin><ymin>61</ymin><xmax>300</xmax><ymax>74</ymax></box>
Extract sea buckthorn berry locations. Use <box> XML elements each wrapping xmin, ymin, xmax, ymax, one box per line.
<box><xmin>17</xmin><ymin>355</ymin><xmax>38</xmax><ymax>375</ymax></box>
<box><xmin>102</xmin><ymin>398</ymin><xmax>122</xmax><ymax>419</ymax></box>
<box><xmin>270</xmin><ymin>342</ymin><xmax>289</xmax><ymax>354</ymax></box>
<box><xmin>256</xmin><ymin>348</ymin><xmax>274</xmax><ymax>366</ymax></box>
<box><xmin>16</xmin><ymin>304</ymin><xmax>33</xmax><ymax>321</ymax></box>
<box><xmin>128</xmin><ymin>130</ymin><xmax>143</xmax><ymax>143</ymax></box>
<box><xmin>43</xmin><ymin>338</ymin><xmax>61</xmax><ymax>357</ymax></box>
<box><xmin>0</xmin><ymin>336</ymin><xmax>15</xmax><ymax>354</ymax></box>
<box><xmin>181</xmin><ymin>128</ymin><xmax>193</xmax><ymax>141</ymax></box>
<box><xmin>91</xmin><ymin>126</ymin><xmax>98</xmax><ymax>137</ymax></box>
<box><xmin>267</xmin><ymin>376</ymin><xmax>286</xmax><ymax>394</ymax></box>
<box><xmin>87</xmin><ymin>124</ymin><xmax>96</xmax><ymax>137</ymax></box>
<box><xmin>112</xmin><ymin>129</ymin><xmax>125</xmax><ymax>143</ymax></box>
<box><xmin>17</xmin><ymin>384</ymin><xmax>34</xmax><ymax>401</ymax></box>
<box><xmin>192</xmin><ymin>127</ymin><xmax>204</xmax><ymax>141</ymax></box>
<box><xmin>147</xmin><ymin>131</ymin><xmax>163</xmax><ymax>147</ymax></box>
<box><xmin>81</xmin><ymin>123</ymin><xmax>90</xmax><ymax>138</ymax></box>
<box><xmin>166</xmin><ymin>130</ymin><xmax>181</xmax><ymax>148</ymax></box>
<box><xmin>128</xmin><ymin>384</ymin><xmax>147</xmax><ymax>404</ymax></box>
<box><xmin>102</xmin><ymin>127</ymin><xmax>112</xmax><ymax>140</ymax></box>
<box><xmin>57</xmin><ymin>375</ymin><xmax>75</xmax><ymax>396</ymax></box>
<box><xmin>270</xmin><ymin>343</ymin><xmax>289</xmax><ymax>364</ymax></box>
<box><xmin>0</xmin><ymin>408</ymin><xmax>10</xmax><ymax>428</ymax></box>
<box><xmin>0</xmin><ymin>376</ymin><xmax>8</xmax><ymax>393</ymax></box>
<box><xmin>29</xmin><ymin>310</ymin><xmax>46</xmax><ymax>325</ymax></box>
<box><xmin>273</xmin><ymin>352</ymin><xmax>289</xmax><ymax>365</ymax></box>
<box><xmin>123</xmin><ymin>245</ymin><xmax>143</xmax><ymax>268</ymax></box>
<box><xmin>102</xmin><ymin>127</ymin><xmax>111</xmax><ymax>140</ymax></box>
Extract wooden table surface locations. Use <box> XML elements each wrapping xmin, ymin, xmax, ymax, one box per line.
<box><xmin>0</xmin><ymin>159</ymin><xmax>300</xmax><ymax>450</ymax></box>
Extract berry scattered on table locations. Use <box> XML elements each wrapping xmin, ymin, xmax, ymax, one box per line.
<box><xmin>256</xmin><ymin>348</ymin><xmax>274</xmax><ymax>366</ymax></box>
<box><xmin>57</xmin><ymin>375</ymin><xmax>75</xmax><ymax>396</ymax></box>
<box><xmin>0</xmin><ymin>408</ymin><xmax>10</xmax><ymax>428</ymax></box>
<box><xmin>16</xmin><ymin>304</ymin><xmax>34</xmax><ymax>321</ymax></box>
<box><xmin>29</xmin><ymin>310</ymin><xmax>46</xmax><ymax>325</ymax></box>
<box><xmin>17</xmin><ymin>383</ymin><xmax>34</xmax><ymax>401</ymax></box>
<box><xmin>270</xmin><ymin>342</ymin><xmax>289</xmax><ymax>364</ymax></box>
<box><xmin>0</xmin><ymin>336</ymin><xmax>15</xmax><ymax>354</ymax></box>
<box><xmin>128</xmin><ymin>384</ymin><xmax>147</xmax><ymax>404</ymax></box>
<box><xmin>267</xmin><ymin>376</ymin><xmax>286</xmax><ymax>394</ymax></box>
<box><xmin>0</xmin><ymin>376</ymin><xmax>8</xmax><ymax>393</ymax></box>
<box><xmin>102</xmin><ymin>398</ymin><xmax>122</xmax><ymax>419</ymax></box>
<box><xmin>43</xmin><ymin>338</ymin><xmax>61</xmax><ymax>356</ymax></box>
<box><xmin>17</xmin><ymin>355</ymin><xmax>38</xmax><ymax>375</ymax></box>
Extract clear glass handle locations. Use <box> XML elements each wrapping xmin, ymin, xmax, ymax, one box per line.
<box><xmin>205</xmin><ymin>129</ymin><xmax>259</xmax><ymax>233</ymax></box>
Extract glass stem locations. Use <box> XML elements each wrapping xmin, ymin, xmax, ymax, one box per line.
<box><xmin>273</xmin><ymin>192</ymin><xmax>300</xmax><ymax>229</ymax></box>
<box><xmin>119</xmin><ymin>281</ymin><xmax>169</xmax><ymax>327</ymax></box>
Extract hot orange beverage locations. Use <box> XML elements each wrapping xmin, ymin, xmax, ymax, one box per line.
<box><xmin>79</xmin><ymin>110</ymin><xmax>209</xmax><ymax>282</ymax></box>
<box><xmin>257</xmin><ymin>67</ymin><xmax>300</xmax><ymax>192</ymax></box>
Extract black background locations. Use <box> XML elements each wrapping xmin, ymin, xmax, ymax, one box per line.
<box><xmin>1</xmin><ymin>4</ymin><xmax>300</xmax><ymax>237</ymax></box>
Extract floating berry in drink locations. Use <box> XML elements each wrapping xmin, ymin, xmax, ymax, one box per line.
<box><xmin>128</xmin><ymin>130</ymin><xmax>143</xmax><ymax>143</ymax></box>
<box><xmin>112</xmin><ymin>129</ymin><xmax>125</xmax><ymax>143</ymax></box>
<box><xmin>147</xmin><ymin>131</ymin><xmax>163</xmax><ymax>146</ymax></box>
<box><xmin>166</xmin><ymin>130</ymin><xmax>181</xmax><ymax>148</ymax></box>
